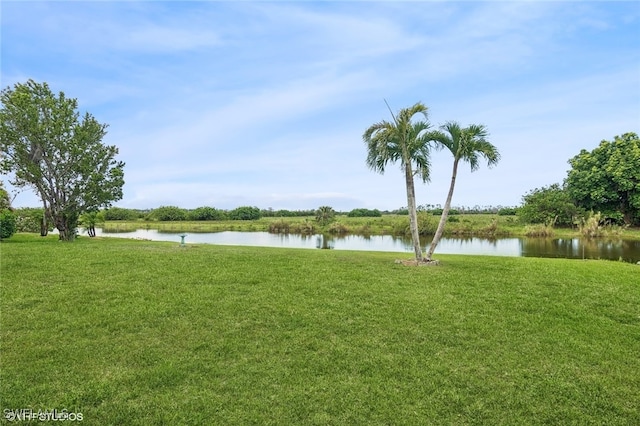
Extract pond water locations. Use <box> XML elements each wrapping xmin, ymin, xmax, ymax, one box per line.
<box><xmin>89</xmin><ymin>229</ymin><xmax>640</xmax><ymax>263</ymax></box>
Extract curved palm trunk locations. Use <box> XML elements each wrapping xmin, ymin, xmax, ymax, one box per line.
<box><xmin>404</xmin><ymin>164</ymin><xmax>424</xmax><ymax>262</ymax></box>
<box><xmin>426</xmin><ymin>158</ymin><xmax>459</xmax><ymax>260</ymax></box>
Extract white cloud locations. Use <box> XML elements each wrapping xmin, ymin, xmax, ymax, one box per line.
<box><xmin>2</xmin><ymin>1</ymin><xmax>638</xmax><ymax>212</ymax></box>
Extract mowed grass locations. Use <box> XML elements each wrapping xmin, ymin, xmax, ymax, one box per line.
<box><xmin>1</xmin><ymin>234</ymin><xmax>638</xmax><ymax>425</ymax></box>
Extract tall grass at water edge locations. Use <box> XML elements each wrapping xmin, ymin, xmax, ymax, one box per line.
<box><xmin>1</xmin><ymin>234</ymin><xmax>639</xmax><ymax>425</ymax></box>
<box><xmin>579</xmin><ymin>212</ymin><xmax>628</xmax><ymax>239</ymax></box>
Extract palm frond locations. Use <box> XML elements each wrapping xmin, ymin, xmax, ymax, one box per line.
<box><xmin>363</xmin><ymin>102</ymin><xmax>433</xmax><ymax>177</ymax></box>
<box><xmin>437</xmin><ymin>122</ymin><xmax>500</xmax><ymax>171</ymax></box>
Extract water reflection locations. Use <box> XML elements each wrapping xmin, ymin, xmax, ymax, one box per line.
<box><xmin>90</xmin><ymin>229</ymin><xmax>640</xmax><ymax>263</ymax></box>
<box><xmin>316</xmin><ymin>234</ymin><xmax>335</xmax><ymax>250</ymax></box>
<box><xmin>521</xmin><ymin>237</ymin><xmax>640</xmax><ymax>262</ymax></box>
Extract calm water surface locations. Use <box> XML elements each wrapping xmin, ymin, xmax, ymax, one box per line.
<box><xmin>91</xmin><ymin>229</ymin><xmax>640</xmax><ymax>263</ymax></box>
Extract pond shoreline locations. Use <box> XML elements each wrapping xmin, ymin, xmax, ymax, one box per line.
<box><xmin>98</xmin><ymin>215</ymin><xmax>640</xmax><ymax>241</ymax></box>
<box><xmin>87</xmin><ymin>228</ymin><xmax>640</xmax><ymax>263</ymax></box>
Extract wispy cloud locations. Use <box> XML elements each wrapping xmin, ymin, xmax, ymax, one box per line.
<box><xmin>2</xmin><ymin>1</ymin><xmax>638</xmax><ymax>211</ymax></box>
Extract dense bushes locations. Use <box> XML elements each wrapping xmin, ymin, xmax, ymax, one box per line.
<box><xmin>268</xmin><ymin>219</ymin><xmax>315</xmax><ymax>234</ymax></box>
<box><xmin>430</xmin><ymin>208</ymin><xmax>460</xmax><ymax>216</ymax></box>
<box><xmin>103</xmin><ymin>207</ymin><xmax>140</xmax><ymax>221</ymax></box>
<box><xmin>498</xmin><ymin>207</ymin><xmax>518</xmax><ymax>216</ymax></box>
<box><xmin>0</xmin><ymin>209</ymin><xmax>17</xmax><ymax>239</ymax></box>
<box><xmin>347</xmin><ymin>208</ymin><xmax>382</xmax><ymax>217</ymax></box>
<box><xmin>262</xmin><ymin>209</ymin><xmax>316</xmax><ymax>217</ymax></box>
<box><xmin>518</xmin><ymin>184</ymin><xmax>583</xmax><ymax>226</ymax></box>
<box><xmin>12</xmin><ymin>208</ymin><xmax>48</xmax><ymax>233</ymax></box>
<box><xmin>228</xmin><ymin>206</ymin><xmax>261</xmax><ymax>220</ymax></box>
<box><xmin>190</xmin><ymin>206</ymin><xmax>226</xmax><ymax>221</ymax></box>
<box><xmin>102</xmin><ymin>205</ymin><xmax>260</xmax><ymax>221</ymax></box>
<box><xmin>150</xmin><ymin>206</ymin><xmax>188</xmax><ymax>221</ymax></box>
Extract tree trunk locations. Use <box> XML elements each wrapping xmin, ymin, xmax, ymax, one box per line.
<box><xmin>404</xmin><ymin>164</ymin><xmax>423</xmax><ymax>262</ymax></box>
<box><xmin>40</xmin><ymin>217</ymin><xmax>48</xmax><ymax>236</ymax></box>
<box><xmin>426</xmin><ymin>159</ymin><xmax>459</xmax><ymax>260</ymax></box>
<box><xmin>40</xmin><ymin>206</ymin><xmax>48</xmax><ymax>236</ymax></box>
<box><xmin>55</xmin><ymin>213</ymin><xmax>78</xmax><ymax>241</ymax></box>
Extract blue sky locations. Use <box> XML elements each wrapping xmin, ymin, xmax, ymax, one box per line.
<box><xmin>2</xmin><ymin>1</ymin><xmax>639</xmax><ymax>211</ymax></box>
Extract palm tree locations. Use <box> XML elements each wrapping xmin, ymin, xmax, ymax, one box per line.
<box><xmin>315</xmin><ymin>205</ymin><xmax>336</xmax><ymax>227</ymax></box>
<box><xmin>363</xmin><ymin>102</ymin><xmax>436</xmax><ymax>262</ymax></box>
<box><xmin>425</xmin><ymin>122</ymin><xmax>500</xmax><ymax>261</ymax></box>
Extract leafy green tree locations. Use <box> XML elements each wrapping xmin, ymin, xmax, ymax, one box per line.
<box><xmin>426</xmin><ymin>122</ymin><xmax>500</xmax><ymax>260</ymax></box>
<box><xmin>103</xmin><ymin>207</ymin><xmax>139</xmax><ymax>221</ymax></box>
<box><xmin>497</xmin><ymin>207</ymin><xmax>518</xmax><ymax>216</ymax></box>
<box><xmin>315</xmin><ymin>206</ymin><xmax>336</xmax><ymax>226</ymax></box>
<box><xmin>518</xmin><ymin>184</ymin><xmax>582</xmax><ymax>226</ymax></box>
<box><xmin>0</xmin><ymin>209</ymin><xmax>16</xmax><ymax>240</ymax></box>
<box><xmin>363</xmin><ymin>102</ymin><xmax>436</xmax><ymax>262</ymax></box>
<box><xmin>0</xmin><ymin>181</ymin><xmax>16</xmax><ymax>239</ymax></box>
<box><xmin>150</xmin><ymin>206</ymin><xmax>188</xmax><ymax>221</ymax></box>
<box><xmin>565</xmin><ymin>132</ymin><xmax>640</xmax><ymax>225</ymax></box>
<box><xmin>189</xmin><ymin>206</ymin><xmax>226</xmax><ymax>221</ymax></box>
<box><xmin>229</xmin><ymin>206</ymin><xmax>261</xmax><ymax>220</ymax></box>
<box><xmin>0</xmin><ymin>80</ymin><xmax>125</xmax><ymax>241</ymax></box>
<box><xmin>0</xmin><ymin>181</ymin><xmax>11</xmax><ymax>210</ymax></box>
<box><xmin>272</xmin><ymin>209</ymin><xmax>297</xmax><ymax>217</ymax></box>
<box><xmin>347</xmin><ymin>208</ymin><xmax>382</xmax><ymax>217</ymax></box>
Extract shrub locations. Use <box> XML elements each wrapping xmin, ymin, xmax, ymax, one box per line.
<box><xmin>272</xmin><ymin>209</ymin><xmax>297</xmax><ymax>217</ymax></box>
<box><xmin>482</xmin><ymin>219</ymin><xmax>500</xmax><ymax>237</ymax></box>
<box><xmin>327</xmin><ymin>222</ymin><xmax>349</xmax><ymax>234</ymax></box>
<box><xmin>189</xmin><ymin>206</ymin><xmax>226</xmax><ymax>221</ymax></box>
<box><xmin>417</xmin><ymin>212</ymin><xmax>436</xmax><ymax>235</ymax></box>
<box><xmin>289</xmin><ymin>220</ymin><xmax>315</xmax><ymax>235</ymax></box>
<box><xmin>518</xmin><ymin>184</ymin><xmax>582</xmax><ymax>226</ymax></box>
<box><xmin>598</xmin><ymin>210</ymin><xmax>625</xmax><ymax>226</ymax></box>
<box><xmin>268</xmin><ymin>219</ymin><xmax>290</xmax><ymax>234</ymax></box>
<box><xmin>390</xmin><ymin>207</ymin><xmax>409</xmax><ymax>215</ymax></box>
<box><xmin>229</xmin><ymin>206</ymin><xmax>261</xmax><ymax>220</ymax></box>
<box><xmin>103</xmin><ymin>207</ymin><xmax>139</xmax><ymax>221</ymax></box>
<box><xmin>355</xmin><ymin>224</ymin><xmax>371</xmax><ymax>235</ymax></box>
<box><xmin>347</xmin><ymin>208</ymin><xmax>382</xmax><ymax>218</ymax></box>
<box><xmin>498</xmin><ymin>207</ymin><xmax>518</xmax><ymax>216</ymax></box>
<box><xmin>13</xmin><ymin>208</ymin><xmax>51</xmax><ymax>233</ymax></box>
<box><xmin>0</xmin><ymin>209</ymin><xmax>17</xmax><ymax>239</ymax></box>
<box><xmin>525</xmin><ymin>223</ymin><xmax>555</xmax><ymax>237</ymax></box>
<box><xmin>150</xmin><ymin>206</ymin><xmax>188</xmax><ymax>221</ymax></box>
<box><xmin>391</xmin><ymin>218</ymin><xmax>408</xmax><ymax>235</ymax></box>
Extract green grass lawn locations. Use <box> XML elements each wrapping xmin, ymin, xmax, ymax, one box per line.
<box><xmin>1</xmin><ymin>234</ymin><xmax>638</xmax><ymax>425</ymax></box>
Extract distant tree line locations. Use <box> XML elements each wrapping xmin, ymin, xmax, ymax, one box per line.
<box><xmin>93</xmin><ymin>205</ymin><xmax>518</xmax><ymax>222</ymax></box>
<box><xmin>5</xmin><ymin>204</ymin><xmax>524</xmax><ymax>233</ymax></box>
<box><xmin>389</xmin><ymin>205</ymin><xmax>517</xmax><ymax>216</ymax></box>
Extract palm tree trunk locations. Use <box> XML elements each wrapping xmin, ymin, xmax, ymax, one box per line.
<box><xmin>426</xmin><ymin>159</ymin><xmax>459</xmax><ymax>260</ymax></box>
<box><xmin>404</xmin><ymin>164</ymin><xmax>423</xmax><ymax>262</ymax></box>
